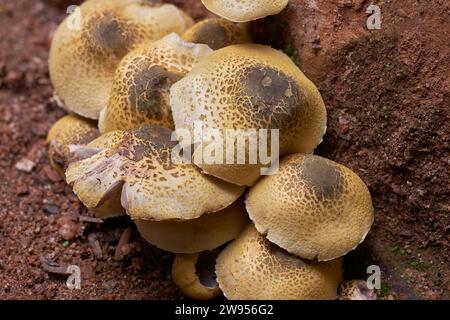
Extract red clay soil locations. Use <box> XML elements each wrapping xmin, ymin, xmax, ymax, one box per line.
<box><xmin>0</xmin><ymin>0</ymin><xmax>448</xmax><ymax>299</ymax></box>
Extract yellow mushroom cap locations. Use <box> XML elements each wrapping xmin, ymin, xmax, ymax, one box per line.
<box><xmin>135</xmin><ymin>197</ymin><xmax>250</xmax><ymax>253</ymax></box>
<box><xmin>66</xmin><ymin>125</ymin><xmax>245</xmax><ymax>221</ymax></box>
<box><xmin>98</xmin><ymin>33</ymin><xmax>212</xmax><ymax>134</ymax></box>
<box><xmin>49</xmin><ymin>0</ymin><xmax>193</xmax><ymax>119</ymax></box>
<box><xmin>246</xmin><ymin>154</ymin><xmax>374</xmax><ymax>261</ymax></box>
<box><xmin>182</xmin><ymin>18</ymin><xmax>252</xmax><ymax>50</ymax></box>
<box><xmin>170</xmin><ymin>44</ymin><xmax>327</xmax><ymax>186</ymax></box>
<box><xmin>172</xmin><ymin>252</ymin><xmax>221</xmax><ymax>300</ymax></box>
<box><xmin>47</xmin><ymin>115</ymin><xmax>100</xmax><ymax>175</ymax></box>
<box><xmin>216</xmin><ymin>225</ymin><xmax>343</xmax><ymax>300</ymax></box>
<box><xmin>201</xmin><ymin>0</ymin><xmax>289</xmax><ymax>23</ymax></box>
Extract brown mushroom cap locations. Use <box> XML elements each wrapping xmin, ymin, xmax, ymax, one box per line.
<box><xmin>201</xmin><ymin>0</ymin><xmax>289</xmax><ymax>23</ymax></box>
<box><xmin>182</xmin><ymin>18</ymin><xmax>252</xmax><ymax>50</ymax></box>
<box><xmin>135</xmin><ymin>197</ymin><xmax>249</xmax><ymax>253</ymax></box>
<box><xmin>66</xmin><ymin>125</ymin><xmax>245</xmax><ymax>221</ymax></box>
<box><xmin>49</xmin><ymin>0</ymin><xmax>193</xmax><ymax>119</ymax></box>
<box><xmin>170</xmin><ymin>44</ymin><xmax>327</xmax><ymax>186</ymax></box>
<box><xmin>47</xmin><ymin>115</ymin><xmax>100</xmax><ymax>175</ymax></box>
<box><xmin>216</xmin><ymin>225</ymin><xmax>343</xmax><ymax>300</ymax></box>
<box><xmin>172</xmin><ymin>252</ymin><xmax>221</xmax><ymax>300</ymax></box>
<box><xmin>246</xmin><ymin>154</ymin><xmax>374</xmax><ymax>261</ymax></box>
<box><xmin>98</xmin><ymin>33</ymin><xmax>212</xmax><ymax>134</ymax></box>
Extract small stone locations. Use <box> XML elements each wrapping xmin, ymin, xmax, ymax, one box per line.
<box><xmin>58</xmin><ymin>216</ymin><xmax>80</xmax><ymax>240</ymax></box>
<box><xmin>15</xmin><ymin>158</ymin><xmax>36</xmax><ymax>172</ymax></box>
<box><xmin>45</xmin><ymin>167</ymin><xmax>63</xmax><ymax>183</ymax></box>
<box><xmin>43</xmin><ymin>204</ymin><xmax>60</xmax><ymax>215</ymax></box>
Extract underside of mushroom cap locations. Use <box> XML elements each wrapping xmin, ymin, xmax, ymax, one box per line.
<box><xmin>135</xmin><ymin>197</ymin><xmax>250</xmax><ymax>253</ymax></box>
<box><xmin>216</xmin><ymin>225</ymin><xmax>343</xmax><ymax>300</ymax></box>
<box><xmin>47</xmin><ymin>115</ymin><xmax>100</xmax><ymax>175</ymax></box>
<box><xmin>182</xmin><ymin>18</ymin><xmax>252</xmax><ymax>50</ymax></box>
<box><xmin>201</xmin><ymin>0</ymin><xmax>289</xmax><ymax>23</ymax></box>
<box><xmin>98</xmin><ymin>33</ymin><xmax>212</xmax><ymax>134</ymax></box>
<box><xmin>49</xmin><ymin>0</ymin><xmax>193</xmax><ymax>119</ymax></box>
<box><xmin>246</xmin><ymin>154</ymin><xmax>374</xmax><ymax>261</ymax></box>
<box><xmin>66</xmin><ymin>125</ymin><xmax>245</xmax><ymax>221</ymax></box>
<box><xmin>170</xmin><ymin>44</ymin><xmax>327</xmax><ymax>186</ymax></box>
<box><xmin>172</xmin><ymin>252</ymin><xmax>222</xmax><ymax>300</ymax></box>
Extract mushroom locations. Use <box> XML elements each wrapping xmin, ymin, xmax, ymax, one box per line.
<box><xmin>98</xmin><ymin>33</ymin><xmax>212</xmax><ymax>134</ymax></box>
<box><xmin>201</xmin><ymin>0</ymin><xmax>289</xmax><ymax>23</ymax></box>
<box><xmin>215</xmin><ymin>225</ymin><xmax>343</xmax><ymax>300</ymax></box>
<box><xmin>246</xmin><ymin>154</ymin><xmax>374</xmax><ymax>261</ymax></box>
<box><xmin>182</xmin><ymin>18</ymin><xmax>252</xmax><ymax>50</ymax></box>
<box><xmin>170</xmin><ymin>44</ymin><xmax>327</xmax><ymax>186</ymax></box>
<box><xmin>49</xmin><ymin>0</ymin><xmax>193</xmax><ymax>119</ymax></box>
<box><xmin>47</xmin><ymin>115</ymin><xmax>100</xmax><ymax>176</ymax></box>
<box><xmin>66</xmin><ymin>124</ymin><xmax>245</xmax><ymax>221</ymax></box>
<box><xmin>339</xmin><ymin>280</ymin><xmax>377</xmax><ymax>300</ymax></box>
<box><xmin>172</xmin><ymin>251</ymin><xmax>221</xmax><ymax>300</ymax></box>
<box><xmin>135</xmin><ymin>197</ymin><xmax>249</xmax><ymax>253</ymax></box>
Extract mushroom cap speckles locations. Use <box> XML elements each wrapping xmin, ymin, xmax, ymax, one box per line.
<box><xmin>201</xmin><ymin>0</ymin><xmax>289</xmax><ymax>23</ymax></box>
<box><xmin>135</xmin><ymin>197</ymin><xmax>249</xmax><ymax>253</ymax></box>
<box><xmin>246</xmin><ymin>154</ymin><xmax>374</xmax><ymax>261</ymax></box>
<box><xmin>170</xmin><ymin>44</ymin><xmax>327</xmax><ymax>186</ymax></box>
<box><xmin>47</xmin><ymin>115</ymin><xmax>100</xmax><ymax>175</ymax></box>
<box><xmin>216</xmin><ymin>225</ymin><xmax>343</xmax><ymax>300</ymax></box>
<box><xmin>99</xmin><ymin>33</ymin><xmax>212</xmax><ymax>134</ymax></box>
<box><xmin>49</xmin><ymin>0</ymin><xmax>193</xmax><ymax>119</ymax></box>
<box><xmin>182</xmin><ymin>18</ymin><xmax>252</xmax><ymax>50</ymax></box>
<box><xmin>66</xmin><ymin>125</ymin><xmax>245</xmax><ymax>221</ymax></box>
<box><xmin>172</xmin><ymin>252</ymin><xmax>222</xmax><ymax>300</ymax></box>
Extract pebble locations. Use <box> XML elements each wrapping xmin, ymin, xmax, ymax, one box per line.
<box><xmin>15</xmin><ymin>158</ymin><xmax>36</xmax><ymax>172</ymax></box>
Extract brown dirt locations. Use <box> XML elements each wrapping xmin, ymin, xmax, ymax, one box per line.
<box><xmin>0</xmin><ymin>0</ymin><xmax>448</xmax><ymax>300</ymax></box>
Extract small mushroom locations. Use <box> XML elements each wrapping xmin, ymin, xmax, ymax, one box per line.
<box><xmin>215</xmin><ymin>225</ymin><xmax>343</xmax><ymax>300</ymax></box>
<box><xmin>172</xmin><ymin>251</ymin><xmax>221</xmax><ymax>300</ymax></box>
<box><xmin>49</xmin><ymin>0</ymin><xmax>193</xmax><ymax>119</ymax></box>
<box><xmin>246</xmin><ymin>154</ymin><xmax>374</xmax><ymax>261</ymax></box>
<box><xmin>339</xmin><ymin>280</ymin><xmax>377</xmax><ymax>300</ymax></box>
<box><xmin>201</xmin><ymin>0</ymin><xmax>289</xmax><ymax>23</ymax></box>
<box><xmin>170</xmin><ymin>44</ymin><xmax>327</xmax><ymax>186</ymax></box>
<box><xmin>98</xmin><ymin>33</ymin><xmax>212</xmax><ymax>134</ymax></box>
<box><xmin>66</xmin><ymin>125</ymin><xmax>245</xmax><ymax>221</ymax></box>
<box><xmin>47</xmin><ymin>115</ymin><xmax>100</xmax><ymax>176</ymax></box>
<box><xmin>135</xmin><ymin>197</ymin><xmax>249</xmax><ymax>253</ymax></box>
<box><xmin>182</xmin><ymin>18</ymin><xmax>252</xmax><ymax>50</ymax></box>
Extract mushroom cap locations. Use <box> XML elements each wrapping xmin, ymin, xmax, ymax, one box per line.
<box><xmin>216</xmin><ymin>225</ymin><xmax>343</xmax><ymax>300</ymax></box>
<box><xmin>98</xmin><ymin>33</ymin><xmax>212</xmax><ymax>134</ymax></box>
<box><xmin>47</xmin><ymin>115</ymin><xmax>100</xmax><ymax>175</ymax></box>
<box><xmin>182</xmin><ymin>18</ymin><xmax>252</xmax><ymax>50</ymax></box>
<box><xmin>339</xmin><ymin>280</ymin><xmax>377</xmax><ymax>300</ymax></box>
<box><xmin>49</xmin><ymin>0</ymin><xmax>193</xmax><ymax>119</ymax></box>
<box><xmin>66</xmin><ymin>125</ymin><xmax>245</xmax><ymax>221</ymax></box>
<box><xmin>170</xmin><ymin>44</ymin><xmax>327</xmax><ymax>186</ymax></box>
<box><xmin>201</xmin><ymin>0</ymin><xmax>289</xmax><ymax>23</ymax></box>
<box><xmin>172</xmin><ymin>252</ymin><xmax>221</xmax><ymax>300</ymax></box>
<box><xmin>135</xmin><ymin>197</ymin><xmax>249</xmax><ymax>253</ymax></box>
<box><xmin>246</xmin><ymin>154</ymin><xmax>374</xmax><ymax>261</ymax></box>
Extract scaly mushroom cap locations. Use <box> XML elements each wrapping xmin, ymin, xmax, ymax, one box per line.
<box><xmin>135</xmin><ymin>197</ymin><xmax>249</xmax><ymax>253</ymax></box>
<box><xmin>49</xmin><ymin>0</ymin><xmax>193</xmax><ymax>119</ymax></box>
<box><xmin>170</xmin><ymin>44</ymin><xmax>327</xmax><ymax>186</ymax></box>
<box><xmin>66</xmin><ymin>125</ymin><xmax>245</xmax><ymax>221</ymax></box>
<box><xmin>246</xmin><ymin>154</ymin><xmax>374</xmax><ymax>261</ymax></box>
<box><xmin>216</xmin><ymin>225</ymin><xmax>343</xmax><ymax>300</ymax></box>
<box><xmin>339</xmin><ymin>280</ymin><xmax>377</xmax><ymax>300</ymax></box>
<box><xmin>98</xmin><ymin>33</ymin><xmax>212</xmax><ymax>134</ymax></box>
<box><xmin>47</xmin><ymin>115</ymin><xmax>100</xmax><ymax>176</ymax></box>
<box><xmin>182</xmin><ymin>18</ymin><xmax>252</xmax><ymax>50</ymax></box>
<box><xmin>201</xmin><ymin>0</ymin><xmax>289</xmax><ymax>23</ymax></box>
<box><xmin>172</xmin><ymin>252</ymin><xmax>221</xmax><ymax>300</ymax></box>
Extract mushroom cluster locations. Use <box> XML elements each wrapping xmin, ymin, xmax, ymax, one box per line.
<box><xmin>47</xmin><ymin>0</ymin><xmax>375</xmax><ymax>300</ymax></box>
